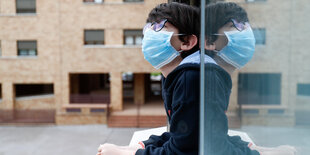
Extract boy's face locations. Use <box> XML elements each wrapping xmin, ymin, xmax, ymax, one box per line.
<box><xmin>160</xmin><ymin>21</ymin><xmax>184</xmax><ymax>52</ymax></box>
<box><xmin>205</xmin><ymin>21</ymin><xmax>238</xmax><ymax>51</ymax></box>
<box><xmin>213</xmin><ymin>21</ymin><xmax>238</xmax><ymax>51</ymax></box>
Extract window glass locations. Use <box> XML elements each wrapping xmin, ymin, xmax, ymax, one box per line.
<box><xmin>124</xmin><ymin>30</ymin><xmax>143</xmax><ymax>45</ymax></box>
<box><xmin>238</xmin><ymin>73</ymin><xmax>281</xmax><ymax>105</ymax></box>
<box><xmin>199</xmin><ymin>0</ymin><xmax>310</xmax><ymax>154</ymax></box>
<box><xmin>84</xmin><ymin>30</ymin><xmax>104</xmax><ymax>45</ymax></box>
<box><xmin>253</xmin><ymin>28</ymin><xmax>266</xmax><ymax>45</ymax></box>
<box><xmin>15</xmin><ymin>84</ymin><xmax>54</xmax><ymax>97</ymax></box>
<box><xmin>135</xmin><ymin>36</ymin><xmax>143</xmax><ymax>45</ymax></box>
<box><xmin>297</xmin><ymin>84</ymin><xmax>310</xmax><ymax>96</ymax></box>
<box><xmin>16</xmin><ymin>0</ymin><xmax>36</xmax><ymax>14</ymax></box>
<box><xmin>17</xmin><ymin>41</ymin><xmax>37</xmax><ymax>56</ymax></box>
<box><xmin>125</xmin><ymin>36</ymin><xmax>134</xmax><ymax>45</ymax></box>
<box><xmin>19</xmin><ymin>50</ymin><xmax>28</xmax><ymax>56</ymax></box>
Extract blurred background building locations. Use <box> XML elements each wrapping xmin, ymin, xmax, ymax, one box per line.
<box><xmin>0</xmin><ymin>0</ymin><xmax>167</xmax><ymax>127</ymax></box>
<box><xmin>226</xmin><ymin>0</ymin><xmax>310</xmax><ymax>127</ymax></box>
<box><xmin>0</xmin><ymin>0</ymin><xmax>309</xmax><ymax>128</ymax></box>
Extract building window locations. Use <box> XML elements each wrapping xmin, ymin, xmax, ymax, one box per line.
<box><xmin>84</xmin><ymin>30</ymin><xmax>104</xmax><ymax>45</ymax></box>
<box><xmin>83</xmin><ymin>0</ymin><xmax>103</xmax><ymax>3</ymax></box>
<box><xmin>123</xmin><ymin>0</ymin><xmax>144</xmax><ymax>2</ymax></box>
<box><xmin>253</xmin><ymin>28</ymin><xmax>266</xmax><ymax>45</ymax></box>
<box><xmin>16</xmin><ymin>0</ymin><xmax>36</xmax><ymax>14</ymax></box>
<box><xmin>17</xmin><ymin>41</ymin><xmax>37</xmax><ymax>56</ymax></box>
<box><xmin>238</xmin><ymin>73</ymin><xmax>281</xmax><ymax>105</ymax></box>
<box><xmin>15</xmin><ymin>84</ymin><xmax>54</xmax><ymax>98</ymax></box>
<box><xmin>297</xmin><ymin>84</ymin><xmax>310</xmax><ymax>96</ymax></box>
<box><xmin>124</xmin><ymin>30</ymin><xmax>143</xmax><ymax>45</ymax></box>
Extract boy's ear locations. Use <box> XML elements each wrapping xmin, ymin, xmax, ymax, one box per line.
<box><xmin>204</xmin><ymin>40</ymin><xmax>216</xmax><ymax>51</ymax></box>
<box><xmin>180</xmin><ymin>35</ymin><xmax>198</xmax><ymax>51</ymax></box>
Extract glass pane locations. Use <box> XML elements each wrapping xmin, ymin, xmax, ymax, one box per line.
<box><xmin>135</xmin><ymin>36</ymin><xmax>142</xmax><ymax>45</ymax></box>
<box><xmin>124</xmin><ymin>30</ymin><xmax>142</xmax><ymax>45</ymax></box>
<box><xmin>122</xmin><ymin>72</ymin><xmax>133</xmax><ymax>81</ymax></box>
<box><xmin>238</xmin><ymin>73</ymin><xmax>281</xmax><ymax>105</ymax></box>
<box><xmin>84</xmin><ymin>30</ymin><xmax>104</xmax><ymax>44</ymax></box>
<box><xmin>253</xmin><ymin>28</ymin><xmax>266</xmax><ymax>45</ymax></box>
<box><xmin>15</xmin><ymin>84</ymin><xmax>54</xmax><ymax>97</ymax></box>
<box><xmin>124</xmin><ymin>30</ymin><xmax>142</xmax><ymax>36</ymax></box>
<box><xmin>17</xmin><ymin>41</ymin><xmax>37</xmax><ymax>49</ymax></box>
<box><xmin>28</xmin><ymin>50</ymin><xmax>36</xmax><ymax>56</ymax></box>
<box><xmin>16</xmin><ymin>0</ymin><xmax>36</xmax><ymax>13</ymax></box>
<box><xmin>17</xmin><ymin>41</ymin><xmax>37</xmax><ymax>56</ymax></box>
<box><xmin>297</xmin><ymin>84</ymin><xmax>310</xmax><ymax>96</ymax></box>
<box><xmin>125</xmin><ymin>36</ymin><xmax>134</xmax><ymax>45</ymax></box>
<box><xmin>19</xmin><ymin>50</ymin><xmax>28</xmax><ymax>56</ymax></box>
<box><xmin>201</xmin><ymin>0</ymin><xmax>310</xmax><ymax>154</ymax></box>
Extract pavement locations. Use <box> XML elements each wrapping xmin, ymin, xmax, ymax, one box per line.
<box><xmin>0</xmin><ymin>125</ymin><xmax>309</xmax><ymax>155</ymax></box>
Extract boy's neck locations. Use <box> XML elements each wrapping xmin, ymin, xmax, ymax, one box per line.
<box><xmin>160</xmin><ymin>56</ymin><xmax>183</xmax><ymax>78</ymax></box>
<box><xmin>213</xmin><ymin>55</ymin><xmax>236</xmax><ymax>75</ymax></box>
<box><xmin>159</xmin><ymin>55</ymin><xmax>236</xmax><ymax>78</ymax></box>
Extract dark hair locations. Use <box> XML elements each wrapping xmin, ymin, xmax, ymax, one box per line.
<box><xmin>146</xmin><ymin>2</ymin><xmax>200</xmax><ymax>58</ymax></box>
<box><xmin>205</xmin><ymin>2</ymin><xmax>249</xmax><ymax>56</ymax></box>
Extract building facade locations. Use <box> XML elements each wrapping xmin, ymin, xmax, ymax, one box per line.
<box><xmin>0</xmin><ymin>0</ymin><xmax>166</xmax><ymax>126</ymax></box>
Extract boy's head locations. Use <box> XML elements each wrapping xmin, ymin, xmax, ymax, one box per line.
<box><xmin>146</xmin><ymin>2</ymin><xmax>200</xmax><ymax>58</ymax></box>
<box><xmin>204</xmin><ymin>2</ymin><xmax>255</xmax><ymax>69</ymax></box>
<box><xmin>205</xmin><ymin>2</ymin><xmax>250</xmax><ymax>56</ymax></box>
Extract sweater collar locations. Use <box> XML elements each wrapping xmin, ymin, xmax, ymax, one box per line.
<box><xmin>179</xmin><ymin>51</ymin><xmax>217</xmax><ymax>66</ymax></box>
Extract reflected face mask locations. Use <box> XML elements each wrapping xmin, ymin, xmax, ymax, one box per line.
<box><xmin>142</xmin><ymin>29</ymin><xmax>181</xmax><ymax>69</ymax></box>
<box><xmin>217</xmin><ymin>26</ymin><xmax>256</xmax><ymax>69</ymax></box>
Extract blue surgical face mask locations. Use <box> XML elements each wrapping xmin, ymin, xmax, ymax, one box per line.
<box><xmin>142</xmin><ymin>29</ymin><xmax>181</xmax><ymax>69</ymax></box>
<box><xmin>216</xmin><ymin>27</ymin><xmax>256</xmax><ymax>69</ymax></box>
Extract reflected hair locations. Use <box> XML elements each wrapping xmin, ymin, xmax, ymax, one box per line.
<box><xmin>205</xmin><ymin>2</ymin><xmax>249</xmax><ymax>57</ymax></box>
<box><xmin>146</xmin><ymin>2</ymin><xmax>200</xmax><ymax>58</ymax></box>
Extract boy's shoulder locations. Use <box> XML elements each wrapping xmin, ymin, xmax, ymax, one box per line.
<box><xmin>165</xmin><ymin>63</ymin><xmax>232</xmax><ymax>89</ymax></box>
<box><xmin>163</xmin><ymin>63</ymin><xmax>218</xmax><ymax>86</ymax></box>
<box><xmin>171</xmin><ymin>62</ymin><xmax>226</xmax><ymax>77</ymax></box>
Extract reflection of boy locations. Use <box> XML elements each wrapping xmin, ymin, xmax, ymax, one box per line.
<box><xmin>203</xmin><ymin>2</ymin><xmax>295</xmax><ymax>155</ymax></box>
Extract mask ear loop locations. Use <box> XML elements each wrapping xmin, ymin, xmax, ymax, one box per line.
<box><xmin>210</xmin><ymin>33</ymin><xmax>225</xmax><ymax>52</ymax></box>
<box><xmin>211</xmin><ymin>32</ymin><xmax>231</xmax><ymax>53</ymax></box>
<box><xmin>172</xmin><ymin>33</ymin><xmax>189</xmax><ymax>54</ymax></box>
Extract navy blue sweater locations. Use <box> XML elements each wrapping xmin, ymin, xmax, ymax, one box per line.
<box><xmin>135</xmin><ymin>62</ymin><xmax>260</xmax><ymax>155</ymax></box>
